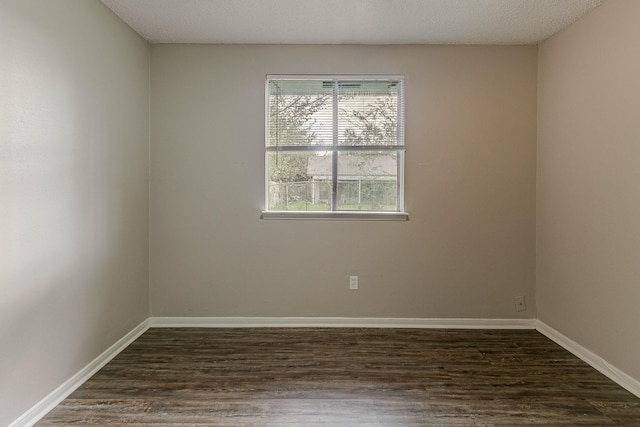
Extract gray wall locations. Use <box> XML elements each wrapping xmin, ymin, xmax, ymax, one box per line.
<box><xmin>537</xmin><ymin>0</ymin><xmax>640</xmax><ymax>383</ymax></box>
<box><xmin>150</xmin><ymin>44</ymin><xmax>537</xmax><ymax>319</ymax></box>
<box><xmin>0</xmin><ymin>1</ymin><xmax>149</xmax><ymax>424</ymax></box>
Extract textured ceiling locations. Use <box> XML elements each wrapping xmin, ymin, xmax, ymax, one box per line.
<box><xmin>101</xmin><ymin>0</ymin><xmax>605</xmax><ymax>45</ymax></box>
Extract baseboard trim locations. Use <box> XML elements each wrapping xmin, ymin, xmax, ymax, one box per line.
<box><xmin>149</xmin><ymin>316</ymin><xmax>537</xmax><ymax>329</ymax></box>
<box><xmin>536</xmin><ymin>320</ymin><xmax>640</xmax><ymax>399</ymax></box>
<box><xmin>9</xmin><ymin>319</ymin><xmax>150</xmax><ymax>427</ymax></box>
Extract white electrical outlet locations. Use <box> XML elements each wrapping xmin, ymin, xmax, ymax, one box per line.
<box><xmin>515</xmin><ymin>296</ymin><xmax>526</xmax><ymax>312</ymax></box>
<box><xmin>349</xmin><ymin>275</ymin><xmax>359</xmax><ymax>290</ymax></box>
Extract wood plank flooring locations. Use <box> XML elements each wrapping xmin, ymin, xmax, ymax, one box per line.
<box><xmin>38</xmin><ymin>328</ymin><xmax>640</xmax><ymax>426</ymax></box>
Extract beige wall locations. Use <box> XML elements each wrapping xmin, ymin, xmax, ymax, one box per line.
<box><xmin>5</xmin><ymin>0</ymin><xmax>639</xmax><ymax>422</ymax></box>
<box><xmin>537</xmin><ymin>0</ymin><xmax>640</xmax><ymax>382</ymax></box>
<box><xmin>150</xmin><ymin>44</ymin><xmax>537</xmax><ymax>319</ymax></box>
<box><xmin>0</xmin><ymin>0</ymin><xmax>149</xmax><ymax>424</ymax></box>
<box><xmin>6</xmin><ymin>0</ymin><xmax>640</xmax><ymax>421</ymax></box>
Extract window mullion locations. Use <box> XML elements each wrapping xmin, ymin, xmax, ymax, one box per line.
<box><xmin>265</xmin><ymin>145</ymin><xmax>404</xmax><ymax>152</ymax></box>
<box><xmin>331</xmin><ymin>80</ymin><xmax>339</xmax><ymax>211</ymax></box>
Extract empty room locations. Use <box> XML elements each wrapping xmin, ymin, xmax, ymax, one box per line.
<box><xmin>2</xmin><ymin>0</ymin><xmax>639</xmax><ymax>425</ymax></box>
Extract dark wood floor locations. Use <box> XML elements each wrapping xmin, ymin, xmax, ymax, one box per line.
<box><xmin>38</xmin><ymin>328</ymin><xmax>640</xmax><ymax>426</ymax></box>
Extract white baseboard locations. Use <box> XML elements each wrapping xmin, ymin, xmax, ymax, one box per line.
<box><xmin>9</xmin><ymin>319</ymin><xmax>150</xmax><ymax>427</ymax></box>
<box><xmin>536</xmin><ymin>320</ymin><xmax>640</xmax><ymax>399</ymax></box>
<box><xmin>150</xmin><ymin>316</ymin><xmax>537</xmax><ymax>329</ymax></box>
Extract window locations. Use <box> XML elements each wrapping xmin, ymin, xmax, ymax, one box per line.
<box><xmin>263</xmin><ymin>76</ymin><xmax>407</xmax><ymax>220</ymax></box>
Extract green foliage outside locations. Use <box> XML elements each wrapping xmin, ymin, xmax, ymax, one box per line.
<box><xmin>268</xmin><ymin>90</ymin><xmax>329</xmax><ymax>183</ymax></box>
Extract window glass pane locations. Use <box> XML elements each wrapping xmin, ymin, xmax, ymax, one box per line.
<box><xmin>265</xmin><ymin>77</ymin><xmax>405</xmax><ymax>214</ymax></box>
<box><xmin>338</xmin><ymin>80</ymin><xmax>400</xmax><ymax>146</ymax></box>
<box><xmin>267</xmin><ymin>80</ymin><xmax>333</xmax><ymax>146</ymax></box>
<box><xmin>336</xmin><ymin>151</ymin><xmax>398</xmax><ymax>211</ymax></box>
<box><xmin>267</xmin><ymin>151</ymin><xmax>332</xmax><ymax>211</ymax></box>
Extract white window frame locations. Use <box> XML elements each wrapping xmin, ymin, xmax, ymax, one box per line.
<box><xmin>262</xmin><ymin>75</ymin><xmax>408</xmax><ymax>221</ymax></box>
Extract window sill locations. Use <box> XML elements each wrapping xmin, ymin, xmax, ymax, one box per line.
<box><xmin>261</xmin><ymin>211</ymin><xmax>409</xmax><ymax>221</ymax></box>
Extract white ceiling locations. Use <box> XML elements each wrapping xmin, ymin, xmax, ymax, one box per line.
<box><xmin>101</xmin><ymin>0</ymin><xmax>604</xmax><ymax>45</ymax></box>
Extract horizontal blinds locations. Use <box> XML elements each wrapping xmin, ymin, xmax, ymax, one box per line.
<box><xmin>337</xmin><ymin>80</ymin><xmax>401</xmax><ymax>146</ymax></box>
<box><xmin>267</xmin><ymin>78</ymin><xmax>403</xmax><ymax>148</ymax></box>
<box><xmin>267</xmin><ymin>80</ymin><xmax>333</xmax><ymax>146</ymax></box>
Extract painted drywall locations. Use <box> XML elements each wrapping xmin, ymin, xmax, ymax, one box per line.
<box><xmin>150</xmin><ymin>44</ymin><xmax>537</xmax><ymax>319</ymax></box>
<box><xmin>0</xmin><ymin>0</ymin><xmax>149</xmax><ymax>424</ymax></box>
<box><xmin>537</xmin><ymin>0</ymin><xmax>640</xmax><ymax>383</ymax></box>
